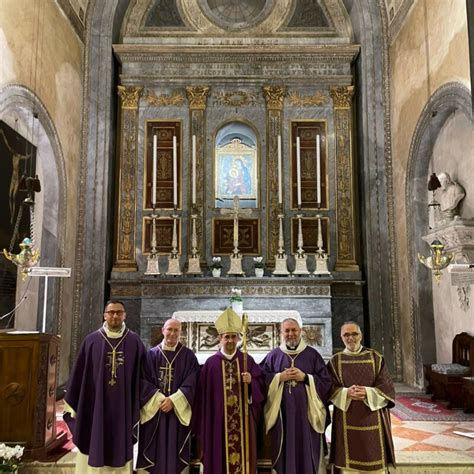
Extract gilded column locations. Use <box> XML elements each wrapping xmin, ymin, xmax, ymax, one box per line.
<box><xmin>263</xmin><ymin>86</ymin><xmax>287</xmax><ymax>268</ymax></box>
<box><xmin>330</xmin><ymin>86</ymin><xmax>359</xmax><ymax>271</ymax></box>
<box><xmin>186</xmin><ymin>86</ymin><xmax>210</xmax><ymax>263</ymax></box>
<box><xmin>113</xmin><ymin>85</ymin><xmax>142</xmax><ymax>271</ymax></box>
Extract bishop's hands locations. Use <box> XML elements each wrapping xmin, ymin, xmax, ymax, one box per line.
<box><xmin>159</xmin><ymin>397</ymin><xmax>174</xmax><ymax>413</ymax></box>
<box><xmin>241</xmin><ymin>372</ymin><xmax>252</xmax><ymax>384</ymax></box>
<box><xmin>347</xmin><ymin>384</ymin><xmax>367</xmax><ymax>400</ymax></box>
<box><xmin>280</xmin><ymin>367</ymin><xmax>306</xmax><ymax>383</ymax></box>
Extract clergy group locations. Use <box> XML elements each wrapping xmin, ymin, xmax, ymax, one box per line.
<box><xmin>63</xmin><ymin>300</ymin><xmax>396</xmax><ymax>474</ymax></box>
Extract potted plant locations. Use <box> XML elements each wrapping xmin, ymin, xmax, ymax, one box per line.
<box><xmin>253</xmin><ymin>256</ymin><xmax>264</xmax><ymax>277</ymax></box>
<box><xmin>210</xmin><ymin>256</ymin><xmax>223</xmax><ymax>277</ymax></box>
<box><xmin>230</xmin><ymin>288</ymin><xmax>243</xmax><ymax>314</ymax></box>
<box><xmin>0</xmin><ymin>443</ymin><xmax>23</xmax><ymax>473</ymax></box>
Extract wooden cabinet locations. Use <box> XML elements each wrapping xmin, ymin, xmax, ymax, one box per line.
<box><xmin>0</xmin><ymin>333</ymin><xmax>66</xmax><ymax>458</ymax></box>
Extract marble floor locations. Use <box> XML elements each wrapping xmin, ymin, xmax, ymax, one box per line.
<box><xmin>21</xmin><ymin>387</ymin><xmax>474</xmax><ymax>473</ymax></box>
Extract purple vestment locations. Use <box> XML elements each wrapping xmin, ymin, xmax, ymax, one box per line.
<box><xmin>193</xmin><ymin>350</ymin><xmax>266</xmax><ymax>474</ymax></box>
<box><xmin>260</xmin><ymin>345</ymin><xmax>331</xmax><ymax>473</ymax></box>
<box><xmin>64</xmin><ymin>328</ymin><xmax>145</xmax><ymax>468</ymax></box>
<box><xmin>137</xmin><ymin>342</ymin><xmax>200</xmax><ymax>473</ymax></box>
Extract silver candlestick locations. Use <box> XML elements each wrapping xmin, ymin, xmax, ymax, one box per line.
<box><xmin>166</xmin><ymin>210</ymin><xmax>182</xmax><ymax>275</ymax></box>
<box><xmin>273</xmin><ymin>211</ymin><xmax>290</xmax><ymax>276</ymax></box>
<box><xmin>313</xmin><ymin>215</ymin><xmax>330</xmax><ymax>275</ymax></box>
<box><xmin>186</xmin><ymin>211</ymin><xmax>202</xmax><ymax>274</ymax></box>
<box><xmin>293</xmin><ymin>212</ymin><xmax>309</xmax><ymax>275</ymax></box>
<box><xmin>145</xmin><ymin>208</ymin><xmax>160</xmax><ymax>275</ymax></box>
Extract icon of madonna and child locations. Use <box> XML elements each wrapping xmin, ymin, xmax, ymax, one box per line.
<box><xmin>216</xmin><ymin>153</ymin><xmax>257</xmax><ymax>206</ymax></box>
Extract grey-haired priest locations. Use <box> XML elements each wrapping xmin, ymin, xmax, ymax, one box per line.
<box><xmin>261</xmin><ymin>317</ymin><xmax>332</xmax><ymax>473</ymax></box>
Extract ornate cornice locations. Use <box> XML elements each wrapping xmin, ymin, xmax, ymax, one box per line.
<box><xmin>330</xmin><ymin>85</ymin><xmax>354</xmax><ymax>108</ymax></box>
<box><xmin>113</xmin><ymin>44</ymin><xmax>360</xmax><ymax>64</ymax></box>
<box><xmin>262</xmin><ymin>86</ymin><xmax>287</xmax><ymax>110</ymax></box>
<box><xmin>117</xmin><ymin>85</ymin><xmax>142</xmax><ymax>109</ymax></box>
<box><xmin>185</xmin><ymin>86</ymin><xmax>210</xmax><ymax>110</ymax></box>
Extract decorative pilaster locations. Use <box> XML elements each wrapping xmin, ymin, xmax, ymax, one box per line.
<box><xmin>330</xmin><ymin>86</ymin><xmax>359</xmax><ymax>271</ymax></box>
<box><xmin>263</xmin><ymin>86</ymin><xmax>287</xmax><ymax>268</ymax></box>
<box><xmin>113</xmin><ymin>85</ymin><xmax>142</xmax><ymax>271</ymax></box>
<box><xmin>186</xmin><ymin>86</ymin><xmax>210</xmax><ymax>265</ymax></box>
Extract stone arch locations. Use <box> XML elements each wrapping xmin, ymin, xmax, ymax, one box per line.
<box><xmin>0</xmin><ymin>83</ymin><xmax>67</xmax><ymax>333</ymax></box>
<box><xmin>406</xmin><ymin>82</ymin><xmax>472</xmax><ymax>386</ymax></box>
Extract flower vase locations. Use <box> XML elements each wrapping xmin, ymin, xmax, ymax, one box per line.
<box><xmin>255</xmin><ymin>268</ymin><xmax>264</xmax><ymax>278</ymax></box>
<box><xmin>212</xmin><ymin>268</ymin><xmax>221</xmax><ymax>278</ymax></box>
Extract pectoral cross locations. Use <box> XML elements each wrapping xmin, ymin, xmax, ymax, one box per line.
<box><xmin>159</xmin><ymin>364</ymin><xmax>174</xmax><ymax>395</ymax></box>
<box><xmin>106</xmin><ymin>350</ymin><xmax>125</xmax><ymax>386</ymax></box>
<box><xmin>286</xmin><ymin>355</ymin><xmax>298</xmax><ymax>394</ymax></box>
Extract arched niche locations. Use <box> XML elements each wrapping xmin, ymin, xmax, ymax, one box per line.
<box><xmin>406</xmin><ymin>82</ymin><xmax>472</xmax><ymax>385</ymax></box>
<box><xmin>0</xmin><ymin>84</ymin><xmax>67</xmax><ymax>335</ymax></box>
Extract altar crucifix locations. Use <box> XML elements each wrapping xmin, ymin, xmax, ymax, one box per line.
<box><xmin>221</xmin><ymin>195</ymin><xmax>252</xmax><ymax>275</ymax></box>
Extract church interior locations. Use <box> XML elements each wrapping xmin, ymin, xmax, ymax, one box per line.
<box><xmin>0</xmin><ymin>0</ymin><xmax>473</xmax><ymax>472</ymax></box>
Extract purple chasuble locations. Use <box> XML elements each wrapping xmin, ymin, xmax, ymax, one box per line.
<box><xmin>64</xmin><ymin>329</ymin><xmax>145</xmax><ymax>468</ymax></box>
<box><xmin>260</xmin><ymin>346</ymin><xmax>331</xmax><ymax>473</ymax></box>
<box><xmin>137</xmin><ymin>342</ymin><xmax>200</xmax><ymax>473</ymax></box>
<box><xmin>193</xmin><ymin>350</ymin><xmax>265</xmax><ymax>474</ymax></box>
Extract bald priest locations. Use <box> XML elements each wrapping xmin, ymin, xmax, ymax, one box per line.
<box><xmin>193</xmin><ymin>308</ymin><xmax>266</xmax><ymax>474</ymax></box>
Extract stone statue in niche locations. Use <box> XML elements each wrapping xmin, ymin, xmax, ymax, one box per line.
<box><xmin>437</xmin><ymin>172</ymin><xmax>465</xmax><ymax>220</ymax></box>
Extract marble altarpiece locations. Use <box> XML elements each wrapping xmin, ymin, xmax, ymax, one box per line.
<box><xmin>109</xmin><ymin>0</ymin><xmax>363</xmax><ymax>356</ymax></box>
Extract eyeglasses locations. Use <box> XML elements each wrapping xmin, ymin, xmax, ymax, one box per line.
<box><xmin>105</xmin><ymin>310</ymin><xmax>125</xmax><ymax>316</ymax></box>
<box><xmin>342</xmin><ymin>332</ymin><xmax>360</xmax><ymax>338</ymax></box>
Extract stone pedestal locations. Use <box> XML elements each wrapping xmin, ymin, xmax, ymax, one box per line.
<box><xmin>228</xmin><ymin>255</ymin><xmax>245</xmax><ymax>275</ymax></box>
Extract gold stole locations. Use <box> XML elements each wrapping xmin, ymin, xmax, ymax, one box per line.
<box><xmin>222</xmin><ymin>357</ymin><xmax>245</xmax><ymax>474</ymax></box>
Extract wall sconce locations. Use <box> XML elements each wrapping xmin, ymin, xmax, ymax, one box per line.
<box><xmin>418</xmin><ymin>239</ymin><xmax>454</xmax><ymax>284</ymax></box>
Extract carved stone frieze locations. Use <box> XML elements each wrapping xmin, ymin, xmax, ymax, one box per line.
<box><xmin>287</xmin><ymin>90</ymin><xmax>328</xmax><ymax>107</ymax></box>
<box><xmin>110</xmin><ymin>279</ymin><xmax>331</xmax><ymax>298</ymax></box>
<box><xmin>457</xmin><ymin>285</ymin><xmax>471</xmax><ymax>312</ymax></box>
<box><xmin>330</xmin><ymin>86</ymin><xmax>358</xmax><ymax>271</ymax></box>
<box><xmin>212</xmin><ymin>90</ymin><xmax>258</xmax><ymax>107</ymax></box>
<box><xmin>302</xmin><ymin>325</ymin><xmax>324</xmax><ymax>347</ymax></box>
<box><xmin>186</xmin><ymin>86</ymin><xmax>210</xmax><ymax>110</ymax></box>
<box><xmin>117</xmin><ymin>85</ymin><xmax>142</xmax><ymax>109</ymax></box>
<box><xmin>145</xmin><ymin>89</ymin><xmax>185</xmax><ymax>106</ymax></box>
<box><xmin>114</xmin><ymin>86</ymin><xmax>142</xmax><ymax>270</ymax></box>
<box><xmin>262</xmin><ymin>86</ymin><xmax>287</xmax><ymax>110</ymax></box>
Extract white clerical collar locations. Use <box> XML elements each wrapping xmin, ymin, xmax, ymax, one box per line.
<box><xmin>102</xmin><ymin>322</ymin><xmax>126</xmax><ymax>339</ymax></box>
<box><xmin>220</xmin><ymin>348</ymin><xmax>237</xmax><ymax>360</ymax></box>
<box><xmin>161</xmin><ymin>342</ymin><xmax>178</xmax><ymax>351</ymax></box>
<box><xmin>343</xmin><ymin>345</ymin><xmax>363</xmax><ymax>355</ymax></box>
<box><xmin>279</xmin><ymin>338</ymin><xmax>307</xmax><ymax>355</ymax></box>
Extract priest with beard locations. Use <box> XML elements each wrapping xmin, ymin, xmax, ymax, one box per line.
<box><xmin>260</xmin><ymin>318</ymin><xmax>331</xmax><ymax>473</ymax></box>
<box><xmin>137</xmin><ymin>318</ymin><xmax>200</xmax><ymax>473</ymax></box>
<box><xmin>63</xmin><ymin>300</ymin><xmax>146</xmax><ymax>473</ymax></box>
<box><xmin>193</xmin><ymin>308</ymin><xmax>266</xmax><ymax>474</ymax></box>
<box><xmin>327</xmin><ymin>321</ymin><xmax>396</xmax><ymax>473</ymax></box>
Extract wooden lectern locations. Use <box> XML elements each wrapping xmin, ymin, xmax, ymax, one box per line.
<box><xmin>0</xmin><ymin>332</ymin><xmax>66</xmax><ymax>458</ymax></box>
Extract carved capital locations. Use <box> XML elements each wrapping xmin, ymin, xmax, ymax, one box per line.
<box><xmin>186</xmin><ymin>86</ymin><xmax>210</xmax><ymax>110</ymax></box>
<box><xmin>330</xmin><ymin>85</ymin><xmax>354</xmax><ymax>109</ymax></box>
<box><xmin>262</xmin><ymin>86</ymin><xmax>287</xmax><ymax>110</ymax></box>
<box><xmin>117</xmin><ymin>85</ymin><xmax>142</xmax><ymax>109</ymax></box>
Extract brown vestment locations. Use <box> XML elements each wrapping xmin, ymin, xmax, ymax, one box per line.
<box><xmin>328</xmin><ymin>347</ymin><xmax>396</xmax><ymax>472</ymax></box>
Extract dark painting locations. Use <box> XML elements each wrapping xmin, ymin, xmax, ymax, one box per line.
<box><xmin>0</xmin><ymin>120</ymin><xmax>37</xmax><ymax>330</ymax></box>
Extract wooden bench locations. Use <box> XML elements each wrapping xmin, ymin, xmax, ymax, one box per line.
<box><xmin>431</xmin><ymin>332</ymin><xmax>474</xmax><ymax>409</ymax></box>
